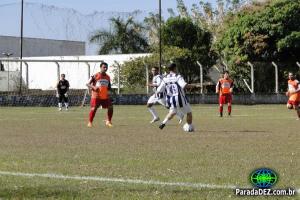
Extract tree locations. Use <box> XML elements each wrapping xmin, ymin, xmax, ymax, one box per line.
<box><xmin>90</xmin><ymin>16</ymin><xmax>149</xmax><ymax>54</ymax></box>
<box><xmin>216</xmin><ymin>0</ymin><xmax>300</xmax><ymax>92</ymax></box>
<box><xmin>161</xmin><ymin>16</ymin><xmax>215</xmax><ymax>82</ymax></box>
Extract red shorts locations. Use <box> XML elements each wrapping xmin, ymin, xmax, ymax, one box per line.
<box><xmin>90</xmin><ymin>98</ymin><xmax>112</xmax><ymax>109</ymax></box>
<box><xmin>219</xmin><ymin>94</ymin><xmax>232</xmax><ymax>104</ymax></box>
<box><xmin>287</xmin><ymin>100</ymin><xmax>299</xmax><ymax>106</ymax></box>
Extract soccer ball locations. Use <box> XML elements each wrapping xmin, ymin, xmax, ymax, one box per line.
<box><xmin>183</xmin><ymin>123</ymin><xmax>194</xmax><ymax>132</ymax></box>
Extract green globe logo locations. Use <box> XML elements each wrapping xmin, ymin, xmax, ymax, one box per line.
<box><xmin>250</xmin><ymin>168</ymin><xmax>278</xmax><ymax>189</ymax></box>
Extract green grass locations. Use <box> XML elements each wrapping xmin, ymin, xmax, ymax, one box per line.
<box><xmin>0</xmin><ymin>105</ymin><xmax>299</xmax><ymax>199</ymax></box>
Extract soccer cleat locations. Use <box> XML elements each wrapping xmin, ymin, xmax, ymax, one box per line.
<box><xmin>87</xmin><ymin>122</ymin><xmax>93</xmax><ymax>128</ymax></box>
<box><xmin>58</xmin><ymin>107</ymin><xmax>62</xmax><ymax>111</ymax></box>
<box><xmin>106</xmin><ymin>121</ymin><xmax>113</xmax><ymax>128</ymax></box>
<box><xmin>159</xmin><ymin>123</ymin><xmax>165</xmax><ymax>130</ymax></box>
<box><xmin>220</xmin><ymin>112</ymin><xmax>223</xmax><ymax>117</ymax></box>
<box><xmin>150</xmin><ymin>117</ymin><xmax>160</xmax><ymax>124</ymax></box>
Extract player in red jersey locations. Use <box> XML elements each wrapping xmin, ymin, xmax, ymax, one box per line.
<box><xmin>86</xmin><ymin>62</ymin><xmax>113</xmax><ymax>127</ymax></box>
<box><xmin>286</xmin><ymin>72</ymin><xmax>300</xmax><ymax>120</ymax></box>
<box><xmin>216</xmin><ymin>71</ymin><xmax>234</xmax><ymax>117</ymax></box>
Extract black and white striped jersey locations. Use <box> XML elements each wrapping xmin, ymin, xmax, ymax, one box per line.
<box><xmin>152</xmin><ymin>74</ymin><xmax>165</xmax><ymax>99</ymax></box>
<box><xmin>156</xmin><ymin>72</ymin><xmax>189</xmax><ymax>108</ymax></box>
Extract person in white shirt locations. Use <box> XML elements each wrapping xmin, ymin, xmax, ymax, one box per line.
<box><xmin>156</xmin><ymin>63</ymin><xmax>195</xmax><ymax>132</ymax></box>
<box><xmin>147</xmin><ymin>67</ymin><xmax>184</xmax><ymax>124</ymax></box>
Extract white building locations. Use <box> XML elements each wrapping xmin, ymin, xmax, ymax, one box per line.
<box><xmin>0</xmin><ymin>54</ymin><xmax>151</xmax><ymax>91</ymax></box>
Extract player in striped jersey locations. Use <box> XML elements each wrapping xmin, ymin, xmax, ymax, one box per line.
<box><xmin>156</xmin><ymin>63</ymin><xmax>194</xmax><ymax>131</ymax></box>
<box><xmin>147</xmin><ymin>67</ymin><xmax>184</xmax><ymax>124</ymax></box>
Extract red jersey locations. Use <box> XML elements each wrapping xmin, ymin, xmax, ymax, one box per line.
<box><xmin>288</xmin><ymin>79</ymin><xmax>300</xmax><ymax>101</ymax></box>
<box><xmin>217</xmin><ymin>78</ymin><xmax>233</xmax><ymax>95</ymax></box>
<box><xmin>90</xmin><ymin>72</ymin><xmax>111</xmax><ymax>100</ymax></box>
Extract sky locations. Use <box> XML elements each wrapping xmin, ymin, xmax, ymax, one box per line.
<box><xmin>0</xmin><ymin>0</ymin><xmax>217</xmax><ymax>14</ymax></box>
<box><xmin>0</xmin><ymin>0</ymin><xmax>218</xmax><ymax>54</ymax></box>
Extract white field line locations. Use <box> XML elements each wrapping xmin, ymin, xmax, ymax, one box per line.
<box><xmin>0</xmin><ymin>171</ymin><xmax>236</xmax><ymax>190</ymax></box>
<box><xmin>0</xmin><ymin>171</ymin><xmax>299</xmax><ymax>193</ymax></box>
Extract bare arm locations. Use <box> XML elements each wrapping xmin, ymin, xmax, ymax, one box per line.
<box><xmin>216</xmin><ymin>81</ymin><xmax>220</xmax><ymax>94</ymax></box>
<box><xmin>86</xmin><ymin>77</ymin><xmax>98</xmax><ymax>91</ymax></box>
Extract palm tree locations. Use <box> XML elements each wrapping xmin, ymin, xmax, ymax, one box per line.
<box><xmin>90</xmin><ymin>16</ymin><xmax>149</xmax><ymax>54</ymax></box>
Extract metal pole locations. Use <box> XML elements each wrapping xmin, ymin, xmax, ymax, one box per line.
<box><xmin>196</xmin><ymin>61</ymin><xmax>203</xmax><ymax>94</ymax></box>
<box><xmin>247</xmin><ymin>61</ymin><xmax>254</xmax><ymax>94</ymax></box>
<box><xmin>272</xmin><ymin>62</ymin><xmax>278</xmax><ymax>94</ymax></box>
<box><xmin>19</xmin><ymin>0</ymin><xmax>24</xmax><ymax>94</ymax></box>
<box><xmin>159</xmin><ymin>0</ymin><xmax>162</xmax><ymax>73</ymax></box>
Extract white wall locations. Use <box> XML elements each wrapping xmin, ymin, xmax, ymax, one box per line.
<box><xmin>0</xmin><ymin>54</ymin><xmax>151</xmax><ymax>90</ymax></box>
<box><xmin>0</xmin><ymin>71</ymin><xmax>20</xmax><ymax>91</ymax></box>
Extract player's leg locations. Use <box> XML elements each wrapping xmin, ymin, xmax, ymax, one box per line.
<box><xmin>88</xmin><ymin>98</ymin><xmax>99</xmax><ymax>127</ymax></box>
<box><xmin>287</xmin><ymin>100</ymin><xmax>293</xmax><ymax>109</ymax></box>
<box><xmin>147</xmin><ymin>95</ymin><xmax>159</xmax><ymax>123</ymax></box>
<box><xmin>219</xmin><ymin>95</ymin><xmax>224</xmax><ymax>117</ymax></box>
<box><xmin>101</xmin><ymin>99</ymin><xmax>113</xmax><ymax>127</ymax></box>
<box><xmin>293</xmin><ymin>102</ymin><xmax>300</xmax><ymax>120</ymax></box>
<box><xmin>176</xmin><ymin>110</ymin><xmax>184</xmax><ymax>124</ymax></box>
<box><xmin>219</xmin><ymin>103</ymin><xmax>223</xmax><ymax>117</ymax></box>
<box><xmin>58</xmin><ymin>94</ymin><xmax>63</xmax><ymax>111</ymax></box>
<box><xmin>159</xmin><ymin>107</ymin><xmax>177</xmax><ymax>129</ymax></box>
<box><xmin>159</xmin><ymin>97</ymin><xmax>183</xmax><ymax>123</ymax></box>
<box><xmin>63</xmin><ymin>94</ymin><xmax>69</xmax><ymax>110</ymax></box>
<box><xmin>183</xmin><ymin>104</ymin><xmax>194</xmax><ymax>131</ymax></box>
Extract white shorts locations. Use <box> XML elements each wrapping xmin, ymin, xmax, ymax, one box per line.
<box><xmin>169</xmin><ymin>103</ymin><xmax>192</xmax><ymax>115</ymax></box>
<box><xmin>147</xmin><ymin>94</ymin><xmax>165</xmax><ymax>106</ymax></box>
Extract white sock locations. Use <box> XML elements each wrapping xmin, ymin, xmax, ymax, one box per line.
<box><xmin>162</xmin><ymin>118</ymin><xmax>169</xmax><ymax>124</ymax></box>
<box><xmin>58</xmin><ymin>103</ymin><xmax>62</xmax><ymax>108</ymax></box>
<box><xmin>65</xmin><ymin>103</ymin><xmax>69</xmax><ymax>108</ymax></box>
<box><xmin>148</xmin><ymin>107</ymin><xmax>158</xmax><ymax>119</ymax></box>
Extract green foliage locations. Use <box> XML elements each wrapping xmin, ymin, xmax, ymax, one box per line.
<box><xmin>161</xmin><ymin>16</ymin><xmax>215</xmax><ymax>82</ymax></box>
<box><xmin>90</xmin><ymin>17</ymin><xmax>149</xmax><ymax>54</ymax></box>
<box><xmin>216</xmin><ymin>0</ymin><xmax>300</xmax><ymax>92</ymax></box>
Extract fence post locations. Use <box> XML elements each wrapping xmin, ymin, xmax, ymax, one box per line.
<box><xmin>196</xmin><ymin>61</ymin><xmax>203</xmax><ymax>94</ymax></box>
<box><xmin>145</xmin><ymin>64</ymin><xmax>149</xmax><ymax>95</ymax></box>
<box><xmin>222</xmin><ymin>61</ymin><xmax>228</xmax><ymax>71</ymax></box>
<box><xmin>55</xmin><ymin>62</ymin><xmax>60</xmax><ymax>82</ymax></box>
<box><xmin>296</xmin><ymin>61</ymin><xmax>300</xmax><ymax>69</ymax></box>
<box><xmin>85</xmin><ymin>62</ymin><xmax>90</xmax><ymax>80</ymax></box>
<box><xmin>247</xmin><ymin>61</ymin><xmax>255</xmax><ymax>94</ymax></box>
<box><xmin>272</xmin><ymin>62</ymin><xmax>278</xmax><ymax>94</ymax></box>
<box><xmin>114</xmin><ymin>61</ymin><xmax>121</xmax><ymax>95</ymax></box>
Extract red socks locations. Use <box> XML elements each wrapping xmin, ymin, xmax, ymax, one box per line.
<box><xmin>107</xmin><ymin>108</ymin><xmax>113</xmax><ymax>122</ymax></box>
<box><xmin>89</xmin><ymin>108</ymin><xmax>97</xmax><ymax>123</ymax></box>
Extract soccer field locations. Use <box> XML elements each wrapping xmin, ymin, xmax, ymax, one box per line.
<box><xmin>0</xmin><ymin>105</ymin><xmax>299</xmax><ymax>199</ymax></box>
